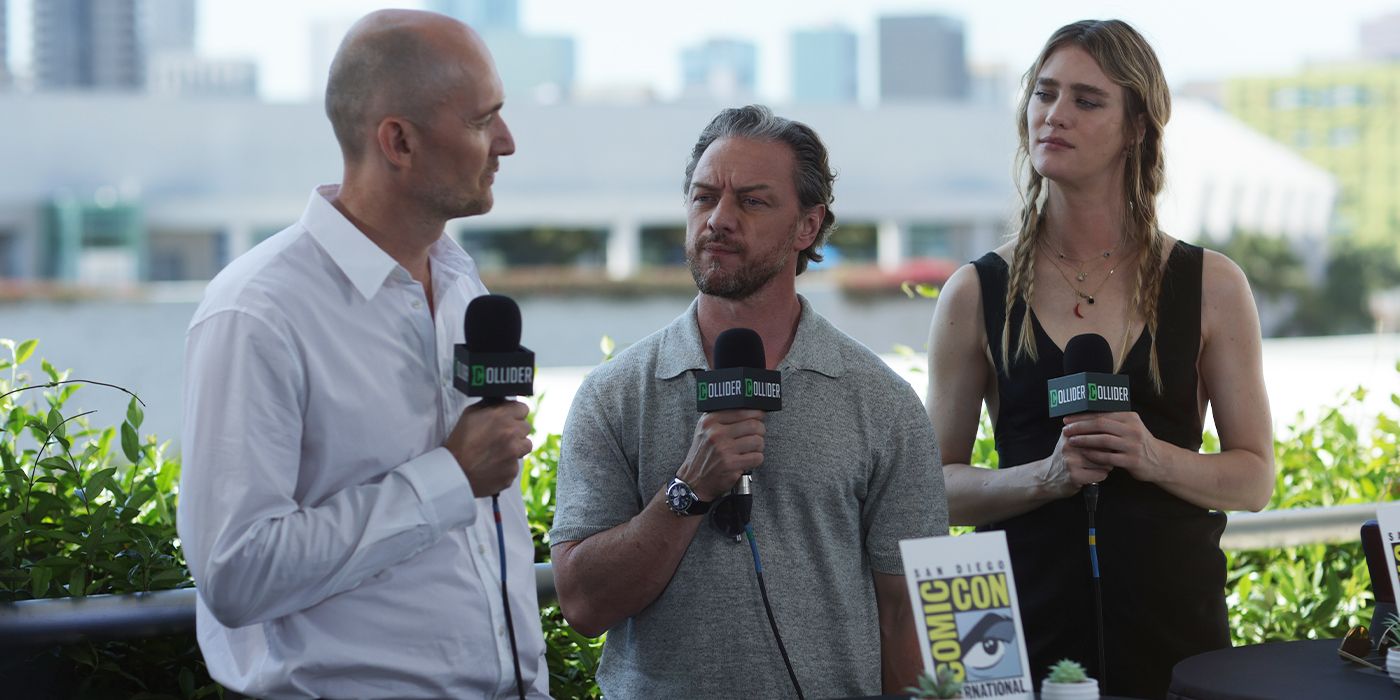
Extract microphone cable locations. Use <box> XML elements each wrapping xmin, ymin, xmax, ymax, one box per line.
<box><xmin>493</xmin><ymin>494</ymin><xmax>527</xmax><ymax>700</ymax></box>
<box><xmin>744</xmin><ymin>522</ymin><xmax>805</xmax><ymax>700</ymax></box>
<box><xmin>1084</xmin><ymin>484</ymin><xmax>1106</xmax><ymax>691</ymax></box>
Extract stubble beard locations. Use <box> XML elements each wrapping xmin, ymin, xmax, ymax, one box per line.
<box><xmin>687</xmin><ymin>229</ymin><xmax>797</xmax><ymax>300</ymax></box>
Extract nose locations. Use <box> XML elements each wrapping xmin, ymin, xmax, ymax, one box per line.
<box><xmin>1044</xmin><ymin>99</ymin><xmax>1068</xmax><ymax>129</ymax></box>
<box><xmin>494</xmin><ymin>114</ymin><xmax>516</xmax><ymax>157</ymax></box>
<box><xmin>707</xmin><ymin>193</ymin><xmax>739</xmax><ymax>234</ymax></box>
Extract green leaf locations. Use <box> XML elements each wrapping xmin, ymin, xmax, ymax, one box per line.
<box><xmin>121</xmin><ymin>422</ymin><xmax>141</xmax><ymax>464</ymax></box>
<box><xmin>178</xmin><ymin>667</ymin><xmax>196</xmax><ymax>697</ymax></box>
<box><xmin>15</xmin><ymin>339</ymin><xmax>37</xmax><ymax>365</ymax></box>
<box><xmin>126</xmin><ymin>397</ymin><xmax>144</xmax><ymax>431</ymax></box>
<box><xmin>41</xmin><ymin>359</ymin><xmax>60</xmax><ymax>383</ymax></box>
<box><xmin>68</xmin><ymin>567</ymin><xmax>86</xmax><ymax>597</ymax></box>
<box><xmin>39</xmin><ymin>456</ymin><xmax>73</xmax><ymax>473</ymax></box>
<box><xmin>30</xmin><ymin>566</ymin><xmax>51</xmax><ymax>597</ymax></box>
<box><xmin>86</xmin><ymin>467</ymin><xmax>119</xmax><ymax>497</ymax></box>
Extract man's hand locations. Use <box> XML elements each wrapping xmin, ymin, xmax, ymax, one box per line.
<box><xmin>445</xmin><ymin>400</ymin><xmax>532</xmax><ymax>496</ymax></box>
<box><xmin>675</xmin><ymin>409</ymin><xmax>766</xmax><ymax>502</ymax></box>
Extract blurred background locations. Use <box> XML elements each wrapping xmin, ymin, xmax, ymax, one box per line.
<box><xmin>1</xmin><ymin>0</ymin><xmax>1399</xmax><ymax>441</ymax></box>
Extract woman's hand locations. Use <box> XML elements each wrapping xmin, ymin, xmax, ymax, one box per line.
<box><xmin>1044</xmin><ymin>427</ymin><xmax>1114</xmax><ymax>496</ymax></box>
<box><xmin>1061</xmin><ymin>411</ymin><xmax>1166</xmax><ymax>483</ymax></box>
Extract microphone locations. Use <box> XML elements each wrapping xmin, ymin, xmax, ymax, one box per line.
<box><xmin>1048</xmin><ymin>333</ymin><xmax>1126</xmax><ymax>690</ymax></box>
<box><xmin>454</xmin><ymin>294</ymin><xmax>535</xmax><ymax>401</ymax></box>
<box><xmin>696</xmin><ymin>328</ymin><xmax>781</xmax><ymax>535</ymax></box>
<box><xmin>451</xmin><ymin>293</ymin><xmax>532</xmax><ymax>700</ymax></box>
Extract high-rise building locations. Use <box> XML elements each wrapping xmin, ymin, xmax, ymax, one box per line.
<box><xmin>1360</xmin><ymin>12</ymin><xmax>1400</xmax><ymax>61</ymax></box>
<box><xmin>484</xmin><ymin>31</ymin><xmax>574</xmax><ymax>102</ymax></box>
<box><xmin>0</xmin><ymin>0</ymin><xmax>9</xmax><ymax>87</ymax></box>
<box><xmin>34</xmin><ymin>0</ymin><xmax>143</xmax><ymax>90</ymax></box>
<box><xmin>681</xmin><ymin>38</ymin><xmax>757</xmax><ymax>102</ymax></box>
<box><xmin>1225</xmin><ymin>62</ymin><xmax>1400</xmax><ymax>244</ymax></box>
<box><xmin>878</xmin><ymin>14</ymin><xmax>968</xmax><ymax>102</ymax></box>
<box><xmin>141</xmin><ymin>0</ymin><xmax>196</xmax><ymax>54</ymax></box>
<box><xmin>792</xmin><ymin>27</ymin><xmax>857</xmax><ymax>104</ymax></box>
<box><xmin>428</xmin><ymin>0</ymin><xmax>519</xmax><ymax>32</ymax></box>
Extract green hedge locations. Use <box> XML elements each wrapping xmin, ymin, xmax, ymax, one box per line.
<box><xmin>1</xmin><ymin>339</ymin><xmax>1395</xmax><ymax>697</ymax></box>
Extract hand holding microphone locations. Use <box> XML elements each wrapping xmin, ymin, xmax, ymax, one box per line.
<box><xmin>445</xmin><ymin>294</ymin><xmax>535</xmax><ymax>497</ymax></box>
<box><xmin>1045</xmin><ymin>334</ymin><xmax>1126</xmax><ymax>495</ymax></box>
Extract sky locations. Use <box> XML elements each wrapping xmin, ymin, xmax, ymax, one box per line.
<box><xmin>7</xmin><ymin>0</ymin><xmax>1400</xmax><ymax>102</ymax></box>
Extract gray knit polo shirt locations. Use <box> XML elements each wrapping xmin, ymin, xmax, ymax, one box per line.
<box><xmin>550</xmin><ymin>296</ymin><xmax>948</xmax><ymax>699</ymax></box>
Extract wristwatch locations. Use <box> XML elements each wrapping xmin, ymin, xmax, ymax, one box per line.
<box><xmin>665</xmin><ymin>477</ymin><xmax>711</xmax><ymax>516</ymax></box>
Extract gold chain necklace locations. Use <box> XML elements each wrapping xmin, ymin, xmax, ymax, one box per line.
<box><xmin>1042</xmin><ymin>241</ymin><xmax>1125</xmax><ymax>319</ymax></box>
<box><xmin>1044</xmin><ymin>234</ymin><xmax>1123</xmax><ymax>282</ymax></box>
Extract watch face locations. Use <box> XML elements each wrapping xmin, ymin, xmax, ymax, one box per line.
<box><xmin>667</xmin><ymin>480</ymin><xmax>695</xmax><ymax>512</ymax></box>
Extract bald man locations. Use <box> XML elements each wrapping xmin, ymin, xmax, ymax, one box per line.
<box><xmin>177</xmin><ymin>10</ymin><xmax>549</xmax><ymax>698</ymax></box>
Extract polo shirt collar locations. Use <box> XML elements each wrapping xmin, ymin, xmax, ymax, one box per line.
<box><xmin>654</xmin><ymin>295</ymin><xmax>846</xmax><ymax>380</ymax></box>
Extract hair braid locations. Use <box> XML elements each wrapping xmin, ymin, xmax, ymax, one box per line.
<box><xmin>1002</xmin><ymin>170</ymin><xmax>1045</xmax><ymax>372</ymax></box>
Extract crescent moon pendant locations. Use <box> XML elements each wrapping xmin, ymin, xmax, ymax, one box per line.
<box><xmin>1073</xmin><ymin>302</ymin><xmax>1084</xmax><ymax>319</ymax></box>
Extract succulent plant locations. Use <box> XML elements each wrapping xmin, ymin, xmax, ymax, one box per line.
<box><xmin>1380</xmin><ymin>612</ymin><xmax>1400</xmax><ymax>649</ymax></box>
<box><xmin>1046</xmin><ymin>659</ymin><xmax>1090</xmax><ymax>684</ymax></box>
<box><xmin>905</xmin><ymin>666</ymin><xmax>964</xmax><ymax>699</ymax></box>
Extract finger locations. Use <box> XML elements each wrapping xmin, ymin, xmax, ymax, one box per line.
<box><xmin>1077</xmin><ymin>449</ymin><xmax>1124</xmax><ymax>467</ymax></box>
<box><xmin>1067</xmin><ymin>433</ymin><xmax>1126</xmax><ymax>451</ymax></box>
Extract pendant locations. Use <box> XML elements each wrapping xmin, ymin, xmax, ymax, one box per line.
<box><xmin>1076</xmin><ymin>272</ymin><xmax>1087</xmax><ymax>282</ymax></box>
<box><xmin>1073</xmin><ymin>302</ymin><xmax>1084</xmax><ymax>319</ymax></box>
<box><xmin>1086</xmin><ymin>296</ymin><xmax>1095</xmax><ymax>304</ymax></box>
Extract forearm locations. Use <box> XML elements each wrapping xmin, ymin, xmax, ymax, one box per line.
<box><xmin>186</xmin><ymin>449</ymin><xmax>474</xmax><ymax>628</ymax></box>
<box><xmin>1151</xmin><ymin>442</ymin><xmax>1274</xmax><ymax>512</ymax></box>
<box><xmin>876</xmin><ymin>575</ymin><xmax>922</xmax><ymax>693</ymax></box>
<box><xmin>553</xmin><ymin>489</ymin><xmax>704</xmax><ymax>637</ymax></box>
<box><xmin>944</xmin><ymin>457</ymin><xmax>1065</xmax><ymax>527</ymax></box>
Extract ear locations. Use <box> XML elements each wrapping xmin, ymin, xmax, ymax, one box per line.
<box><xmin>794</xmin><ymin>205</ymin><xmax>824</xmax><ymax>252</ymax></box>
<box><xmin>374</xmin><ymin>116</ymin><xmax>416</xmax><ymax>170</ymax></box>
<box><xmin>1133</xmin><ymin>112</ymin><xmax>1147</xmax><ymax>147</ymax></box>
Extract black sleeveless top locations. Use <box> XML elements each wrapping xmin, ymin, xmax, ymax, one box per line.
<box><xmin>973</xmin><ymin>241</ymin><xmax>1228</xmax><ymax>699</ymax></box>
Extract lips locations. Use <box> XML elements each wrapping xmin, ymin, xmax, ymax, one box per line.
<box><xmin>1038</xmin><ymin>136</ymin><xmax>1073</xmax><ymax>149</ymax></box>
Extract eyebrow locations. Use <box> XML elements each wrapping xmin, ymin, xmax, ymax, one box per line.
<box><xmin>1036</xmin><ymin>77</ymin><xmax>1111</xmax><ymax>98</ymax></box>
<box><xmin>690</xmin><ymin>182</ymin><xmax>775</xmax><ymax>195</ymax></box>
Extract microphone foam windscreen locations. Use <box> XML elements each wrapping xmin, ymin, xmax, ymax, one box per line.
<box><xmin>713</xmin><ymin>328</ymin><xmax>765</xmax><ymax>369</ymax></box>
<box><xmin>1063</xmin><ymin>333</ymin><xmax>1114</xmax><ymax>375</ymax></box>
<box><xmin>465</xmin><ymin>294</ymin><xmax>522</xmax><ymax>352</ymax></box>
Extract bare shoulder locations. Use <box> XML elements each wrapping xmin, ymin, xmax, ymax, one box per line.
<box><xmin>1200</xmin><ymin>247</ymin><xmax>1254</xmax><ymax>305</ymax></box>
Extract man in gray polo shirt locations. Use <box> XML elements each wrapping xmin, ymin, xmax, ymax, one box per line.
<box><xmin>549</xmin><ymin>105</ymin><xmax>948</xmax><ymax>699</ymax></box>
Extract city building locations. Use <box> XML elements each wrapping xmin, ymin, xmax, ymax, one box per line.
<box><xmin>1360</xmin><ymin>11</ymin><xmax>1400</xmax><ymax>61</ymax></box>
<box><xmin>1225</xmin><ymin>62</ymin><xmax>1400</xmax><ymax>246</ymax></box>
<box><xmin>140</xmin><ymin>0</ymin><xmax>196</xmax><ymax>54</ymax></box>
<box><xmin>791</xmin><ymin>26</ymin><xmax>857</xmax><ymax>104</ymax></box>
<box><xmin>878</xmin><ymin>14</ymin><xmax>968</xmax><ymax>102</ymax></box>
<box><xmin>34</xmin><ymin>0</ymin><xmax>143</xmax><ymax>90</ymax></box>
<box><xmin>483</xmin><ymin>30</ymin><xmax>575</xmax><ymax>102</ymax></box>
<box><xmin>681</xmin><ymin>38</ymin><xmax>757</xmax><ymax>102</ymax></box>
<box><xmin>428</xmin><ymin>0</ymin><xmax>519</xmax><ymax>32</ymax></box>
<box><xmin>0</xmin><ymin>94</ymin><xmax>1334</xmax><ymax>292</ymax></box>
<box><xmin>0</xmin><ymin>0</ymin><xmax>10</xmax><ymax>87</ymax></box>
<box><xmin>146</xmin><ymin>53</ymin><xmax>257</xmax><ymax>98</ymax></box>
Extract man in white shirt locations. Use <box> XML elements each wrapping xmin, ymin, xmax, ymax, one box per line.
<box><xmin>177</xmin><ymin>10</ymin><xmax>549</xmax><ymax>698</ymax></box>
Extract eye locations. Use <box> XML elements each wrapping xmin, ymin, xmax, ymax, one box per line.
<box><xmin>963</xmin><ymin>637</ymin><xmax>1008</xmax><ymax>670</ymax></box>
<box><xmin>743</xmin><ymin>197</ymin><xmax>767</xmax><ymax>207</ymax></box>
<box><xmin>1032</xmin><ymin>90</ymin><xmax>1055</xmax><ymax>102</ymax></box>
<box><xmin>1076</xmin><ymin>98</ymin><xmax>1102</xmax><ymax>109</ymax></box>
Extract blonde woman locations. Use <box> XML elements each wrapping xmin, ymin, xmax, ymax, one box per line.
<box><xmin>925</xmin><ymin>20</ymin><xmax>1274</xmax><ymax>699</ymax></box>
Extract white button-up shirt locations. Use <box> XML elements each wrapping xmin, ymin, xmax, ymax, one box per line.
<box><xmin>178</xmin><ymin>185</ymin><xmax>549</xmax><ymax>699</ymax></box>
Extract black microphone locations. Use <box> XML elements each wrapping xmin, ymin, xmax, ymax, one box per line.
<box><xmin>451</xmin><ymin>293</ymin><xmax>532</xmax><ymax>700</ymax></box>
<box><xmin>697</xmin><ymin>328</ymin><xmax>781</xmax><ymax>535</ymax></box>
<box><xmin>1050</xmin><ymin>332</ymin><xmax>1126</xmax><ymax>690</ymax></box>
<box><xmin>454</xmin><ymin>294</ymin><xmax>535</xmax><ymax>401</ymax></box>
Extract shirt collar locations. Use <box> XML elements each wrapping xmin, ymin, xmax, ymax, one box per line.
<box><xmin>654</xmin><ymin>295</ymin><xmax>846</xmax><ymax>380</ymax></box>
<box><xmin>302</xmin><ymin>184</ymin><xmax>473</xmax><ymax>301</ymax></box>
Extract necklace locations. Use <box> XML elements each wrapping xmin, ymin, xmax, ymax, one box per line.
<box><xmin>1045</xmin><ymin>235</ymin><xmax>1123</xmax><ymax>282</ymax></box>
<box><xmin>1043</xmin><ymin>243</ymin><xmax>1125</xmax><ymax>319</ymax></box>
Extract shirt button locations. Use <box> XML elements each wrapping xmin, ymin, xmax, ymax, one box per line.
<box><xmin>478</xmin><ymin>544</ymin><xmax>487</xmax><ymax>555</ymax></box>
<box><xmin>411</xmin><ymin>299</ymin><xmax>422</xmax><ymax>309</ymax></box>
<box><xmin>499</xmin><ymin>625</ymin><xmax>507</xmax><ymax>637</ymax></box>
